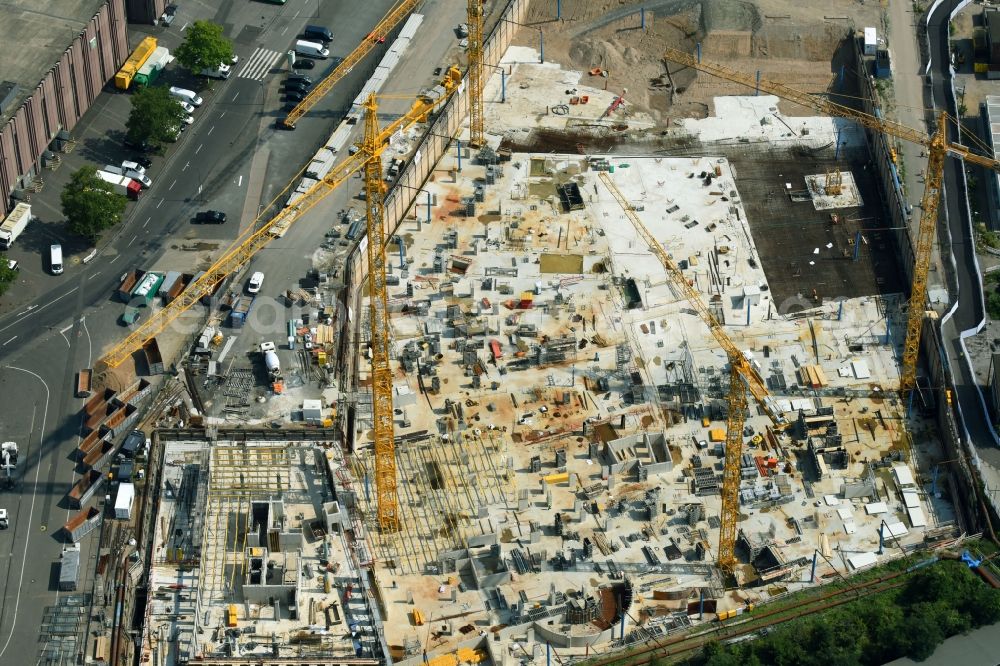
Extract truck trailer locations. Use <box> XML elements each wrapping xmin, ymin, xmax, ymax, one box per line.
<box><xmin>58</xmin><ymin>545</ymin><xmax>80</xmax><ymax>591</ymax></box>
<box><xmin>95</xmin><ymin>170</ymin><xmax>141</xmax><ymax>200</ymax></box>
<box><xmin>133</xmin><ymin>46</ymin><xmax>170</xmax><ymax>88</ymax></box>
<box><xmin>0</xmin><ymin>203</ymin><xmax>31</xmax><ymax>249</ymax></box>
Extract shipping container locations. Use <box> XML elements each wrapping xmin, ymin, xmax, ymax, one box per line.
<box><xmin>67</xmin><ymin>469</ymin><xmax>105</xmax><ymax>509</ymax></box>
<box><xmin>58</xmin><ymin>545</ymin><xmax>80</xmax><ymax>591</ymax></box>
<box><xmin>75</xmin><ymin>368</ymin><xmax>93</xmax><ymax>398</ymax></box>
<box><xmin>115</xmin><ymin>36</ymin><xmax>157</xmax><ymax>90</ymax></box>
<box><xmin>230</xmin><ymin>295</ymin><xmax>255</xmax><ymax>328</ymax></box>
<box><xmin>116</xmin><ymin>270</ymin><xmax>146</xmax><ymax>302</ymax></box>
<box><xmin>63</xmin><ymin>507</ymin><xmax>102</xmax><ymax>543</ymax></box>
<box><xmin>142</xmin><ymin>338</ymin><xmax>164</xmax><ymax>375</ymax></box>
<box><xmin>133</xmin><ymin>46</ymin><xmax>170</xmax><ymax>88</ymax></box>
<box><xmin>114</xmin><ymin>483</ymin><xmax>135</xmax><ymax>520</ymax></box>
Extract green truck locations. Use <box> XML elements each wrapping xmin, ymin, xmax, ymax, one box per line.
<box><xmin>133</xmin><ymin>46</ymin><xmax>170</xmax><ymax>88</ymax></box>
<box><xmin>121</xmin><ymin>271</ymin><xmax>163</xmax><ymax>325</ymax></box>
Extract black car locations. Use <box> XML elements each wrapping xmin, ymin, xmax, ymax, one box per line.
<box><xmin>292</xmin><ymin>59</ymin><xmax>315</xmax><ymax>70</ymax></box>
<box><xmin>287</xmin><ymin>74</ymin><xmax>313</xmax><ymax>85</ymax></box>
<box><xmin>131</xmin><ymin>155</ymin><xmax>153</xmax><ymax>169</ymax></box>
<box><xmin>123</xmin><ymin>137</ymin><xmax>151</xmax><ymax>152</ymax></box>
<box><xmin>285</xmin><ymin>91</ymin><xmax>305</xmax><ymax>103</ymax></box>
<box><xmin>284</xmin><ymin>82</ymin><xmax>310</xmax><ymax>94</ymax></box>
<box><xmin>161</xmin><ymin>4</ymin><xmax>178</xmax><ymax>26</ymax></box>
<box><xmin>194</xmin><ymin>210</ymin><xmax>226</xmax><ymax>224</ymax></box>
<box><xmin>121</xmin><ymin>430</ymin><xmax>145</xmax><ymax>458</ymax></box>
<box><xmin>303</xmin><ymin>24</ymin><xmax>333</xmax><ymax>43</ymax></box>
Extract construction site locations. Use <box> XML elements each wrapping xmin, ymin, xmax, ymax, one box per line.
<box><xmin>94</xmin><ymin>1</ymin><xmax>1000</xmax><ymax>665</ymax></box>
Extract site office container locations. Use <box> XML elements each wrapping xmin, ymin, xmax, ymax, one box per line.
<box><xmin>115</xmin><ymin>36</ymin><xmax>157</xmax><ymax>90</ymax></box>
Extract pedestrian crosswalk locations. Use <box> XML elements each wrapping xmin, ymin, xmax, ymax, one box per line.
<box><xmin>236</xmin><ymin>47</ymin><xmax>282</xmax><ymax>81</ymax></box>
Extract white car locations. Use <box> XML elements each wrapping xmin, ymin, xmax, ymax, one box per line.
<box><xmin>121</xmin><ymin>160</ymin><xmax>146</xmax><ymax>175</ymax></box>
<box><xmin>247</xmin><ymin>271</ymin><xmax>264</xmax><ymax>294</ymax></box>
<box><xmin>0</xmin><ymin>508</ymin><xmax>8</xmax><ymax>529</ymax></box>
<box><xmin>181</xmin><ymin>114</ymin><xmax>194</xmax><ymax>125</ymax></box>
<box><xmin>231</xmin><ymin>53</ymin><xmax>239</xmax><ymax>64</ymax></box>
<box><xmin>176</xmin><ymin>100</ymin><xmax>195</xmax><ymax>115</ymax></box>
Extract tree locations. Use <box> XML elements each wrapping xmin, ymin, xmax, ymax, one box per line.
<box><xmin>175</xmin><ymin>21</ymin><xmax>233</xmax><ymax>73</ymax></box>
<box><xmin>126</xmin><ymin>86</ymin><xmax>188</xmax><ymax>149</ymax></box>
<box><xmin>0</xmin><ymin>261</ymin><xmax>17</xmax><ymax>297</ymax></box>
<box><xmin>61</xmin><ymin>166</ymin><xmax>127</xmax><ymax>243</ymax></box>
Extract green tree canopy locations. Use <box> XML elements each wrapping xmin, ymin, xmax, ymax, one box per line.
<box><xmin>126</xmin><ymin>85</ymin><xmax>189</xmax><ymax>149</ymax></box>
<box><xmin>0</xmin><ymin>260</ymin><xmax>18</xmax><ymax>297</ymax></box>
<box><xmin>60</xmin><ymin>165</ymin><xmax>127</xmax><ymax>243</ymax></box>
<box><xmin>175</xmin><ymin>21</ymin><xmax>233</xmax><ymax>73</ymax></box>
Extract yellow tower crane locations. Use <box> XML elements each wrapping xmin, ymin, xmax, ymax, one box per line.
<box><xmin>99</xmin><ymin>74</ymin><xmax>459</xmax><ymax>532</ymax></box>
<box><xmin>598</xmin><ymin>171</ymin><xmax>785</xmax><ymax>572</ymax></box>
<box><xmin>466</xmin><ymin>0</ymin><xmax>485</xmax><ymax>147</ymax></box>
<box><xmin>661</xmin><ymin>46</ymin><xmax>1000</xmax><ymax>396</ymax></box>
<box><xmin>282</xmin><ymin>0</ymin><xmax>422</xmax><ymax>130</ymax></box>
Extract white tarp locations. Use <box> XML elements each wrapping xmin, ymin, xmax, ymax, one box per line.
<box><xmin>848</xmin><ymin>552</ymin><xmax>878</xmax><ymax>570</ymax></box>
<box><xmin>865</xmin><ymin>501</ymin><xmax>888</xmax><ymax>515</ymax></box>
<box><xmin>907</xmin><ymin>506</ymin><xmax>927</xmax><ymax>528</ymax></box>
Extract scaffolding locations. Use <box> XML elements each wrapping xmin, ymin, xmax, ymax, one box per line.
<box><xmin>352</xmin><ymin>432</ymin><xmax>514</xmax><ymax>574</ymax></box>
<box><xmin>197</xmin><ymin>445</ymin><xmax>292</xmax><ymax>608</ymax></box>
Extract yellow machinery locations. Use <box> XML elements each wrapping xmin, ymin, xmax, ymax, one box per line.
<box><xmin>661</xmin><ymin>46</ymin><xmax>1000</xmax><ymax>397</ymax></box>
<box><xmin>599</xmin><ymin>172</ymin><xmax>785</xmax><ymax>572</ymax></box>
<box><xmin>115</xmin><ymin>36</ymin><xmax>157</xmax><ymax>90</ymax></box>
<box><xmin>466</xmin><ymin>0</ymin><xmax>485</xmax><ymax>146</ymax></box>
<box><xmin>99</xmin><ymin>73</ymin><xmax>460</xmax><ymax>533</ymax></box>
<box><xmin>282</xmin><ymin>0</ymin><xmax>422</xmax><ymax>129</ymax></box>
<box><xmin>824</xmin><ymin>168</ymin><xmax>842</xmax><ymax>196</ymax></box>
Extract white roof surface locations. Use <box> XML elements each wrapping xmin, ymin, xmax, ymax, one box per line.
<box><xmin>115</xmin><ymin>482</ymin><xmax>135</xmax><ymax>510</ymax></box>
<box><xmin>907</xmin><ymin>506</ymin><xmax>927</xmax><ymax>528</ymax></box>
<box><xmin>892</xmin><ymin>463</ymin><xmax>915</xmax><ymax>488</ymax></box>
<box><xmin>851</xmin><ymin>359</ymin><xmax>871</xmax><ymax>379</ymax></box>
<box><xmin>902</xmin><ymin>489</ymin><xmax>920</xmax><ymax>508</ymax></box>
<box><xmin>848</xmin><ymin>552</ymin><xmax>878</xmax><ymax>570</ymax></box>
<box><xmin>865</xmin><ymin>501</ymin><xmax>888</xmax><ymax>515</ymax></box>
<box><xmin>883</xmin><ymin>521</ymin><xmax>909</xmax><ymax>538</ymax></box>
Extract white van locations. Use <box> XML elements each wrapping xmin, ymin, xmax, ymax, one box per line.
<box><xmin>294</xmin><ymin>40</ymin><xmax>329</xmax><ymax>59</ymax></box>
<box><xmin>200</xmin><ymin>62</ymin><xmax>231</xmax><ymax>79</ymax></box>
<box><xmin>105</xmin><ymin>164</ymin><xmax>151</xmax><ymax>188</ymax></box>
<box><xmin>169</xmin><ymin>86</ymin><xmax>203</xmax><ymax>107</ymax></box>
<box><xmin>50</xmin><ymin>244</ymin><xmax>63</xmax><ymax>275</ymax></box>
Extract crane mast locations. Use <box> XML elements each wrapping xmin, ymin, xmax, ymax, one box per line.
<box><xmin>467</xmin><ymin>0</ymin><xmax>485</xmax><ymax>146</ymax></box>
<box><xmin>661</xmin><ymin>46</ymin><xmax>1000</xmax><ymax>395</ymax></box>
<box><xmin>361</xmin><ymin>95</ymin><xmax>399</xmax><ymax>532</ymax></box>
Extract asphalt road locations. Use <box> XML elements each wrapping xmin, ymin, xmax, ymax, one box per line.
<box><xmin>925</xmin><ymin>2</ymin><xmax>1000</xmax><ymax>478</ymax></box>
<box><xmin>0</xmin><ymin>0</ymin><xmax>405</xmax><ymax>658</ymax></box>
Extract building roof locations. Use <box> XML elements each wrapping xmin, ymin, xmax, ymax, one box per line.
<box><xmin>988</xmin><ymin>9</ymin><xmax>1000</xmax><ymax>49</ymax></box>
<box><xmin>0</xmin><ymin>0</ymin><xmax>110</xmax><ymax>125</ymax></box>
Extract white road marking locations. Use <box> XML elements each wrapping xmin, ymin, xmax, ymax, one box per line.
<box><xmin>169</xmin><ymin>179</ymin><xmax>176</xmax><ymax>190</ymax></box>
<box><xmin>0</xmin><ymin>288</ymin><xmax>77</xmax><ymax>334</ymax></box>
<box><xmin>195</xmin><ymin>143</ymin><xmax>202</xmax><ymax>154</ymax></box>
<box><xmin>127</xmin><ymin>235</ymin><xmax>137</xmax><ymax>247</ymax></box>
<box><xmin>109</xmin><ymin>255</ymin><xmax>120</xmax><ymax>264</ymax></box>
<box><xmin>156</xmin><ymin>198</ymin><xmax>164</xmax><ymax>208</ymax></box>
<box><xmin>293</xmin><ymin>10</ymin><xmax>300</xmax><ymax>18</ymax></box>
<box><xmin>232</xmin><ymin>91</ymin><xmax>240</xmax><ymax>103</ymax></box>
<box><xmin>180</xmin><ymin>22</ymin><xmax>188</xmax><ymax>31</ymax></box>
<box><xmin>238</xmin><ymin>175</ymin><xmax>243</xmax><ymax>187</ymax></box>
<box><xmin>2</xmin><ymin>335</ymin><xmax>16</xmax><ymax>346</ymax></box>
<box><xmin>281</xmin><ymin>26</ymin><xmax>288</xmax><ymax>35</ymax></box>
<box><xmin>182</xmin><ymin>162</ymin><xmax>190</xmax><ymax>171</ymax></box>
<box><xmin>208</xmin><ymin>125</ymin><xmax>215</xmax><ymax>136</ymax></box>
<box><xmin>236</xmin><ymin>47</ymin><xmax>282</xmax><ymax>81</ymax></box>
<box><xmin>220</xmin><ymin>111</ymin><xmax>226</xmax><ymax>118</ymax></box>
<box><xmin>0</xmin><ymin>370</ymin><xmax>49</xmax><ymax>657</ymax></box>
<box><xmin>88</xmin><ymin>272</ymin><xmax>100</xmax><ymax>280</ymax></box>
<box><xmin>143</xmin><ymin>216</ymin><xmax>151</xmax><ymax>228</ymax></box>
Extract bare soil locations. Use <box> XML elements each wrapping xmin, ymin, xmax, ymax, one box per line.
<box><xmin>518</xmin><ymin>0</ymin><xmax>883</xmax><ymax>123</ymax></box>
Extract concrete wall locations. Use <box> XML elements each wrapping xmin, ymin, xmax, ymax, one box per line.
<box><xmin>852</xmin><ymin>34</ymin><xmax>981</xmax><ymax>532</ymax></box>
<box><xmin>0</xmin><ymin>0</ymin><xmax>129</xmax><ymax>216</ymax></box>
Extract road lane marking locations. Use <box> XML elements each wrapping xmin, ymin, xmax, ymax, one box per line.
<box><xmin>208</xmin><ymin>125</ymin><xmax>215</xmax><ymax>136</ymax></box>
<box><xmin>180</xmin><ymin>22</ymin><xmax>188</xmax><ymax>31</ymax></box>
<box><xmin>220</xmin><ymin>111</ymin><xmax>226</xmax><ymax>118</ymax></box>
<box><xmin>88</xmin><ymin>272</ymin><xmax>101</xmax><ymax>280</ymax></box>
<box><xmin>195</xmin><ymin>143</ymin><xmax>202</xmax><ymax>154</ymax></box>
<box><xmin>143</xmin><ymin>216</ymin><xmax>151</xmax><ymax>228</ymax></box>
<box><xmin>0</xmin><ymin>287</ymin><xmax>78</xmax><ymax>334</ymax></box>
<box><xmin>109</xmin><ymin>255</ymin><xmax>119</xmax><ymax>264</ymax></box>
<box><xmin>293</xmin><ymin>10</ymin><xmax>299</xmax><ymax>18</ymax></box>
<box><xmin>2</xmin><ymin>335</ymin><xmax>16</xmax><ymax>346</ymax></box>
<box><xmin>127</xmin><ymin>235</ymin><xmax>137</xmax><ymax>247</ymax></box>
<box><xmin>238</xmin><ymin>175</ymin><xmax>243</xmax><ymax>187</ymax></box>
<box><xmin>182</xmin><ymin>161</ymin><xmax>190</xmax><ymax>171</ymax></box>
<box><xmin>232</xmin><ymin>91</ymin><xmax>240</xmax><ymax>103</ymax></box>
<box><xmin>156</xmin><ymin>198</ymin><xmax>164</xmax><ymax>208</ymax></box>
<box><xmin>169</xmin><ymin>179</ymin><xmax>176</xmax><ymax>190</ymax></box>
<box><xmin>281</xmin><ymin>26</ymin><xmax>288</xmax><ymax>35</ymax></box>
<box><xmin>0</xmin><ymin>369</ymin><xmax>50</xmax><ymax>655</ymax></box>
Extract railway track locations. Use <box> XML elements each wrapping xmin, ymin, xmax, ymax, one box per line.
<box><xmin>587</xmin><ymin>562</ymin><xmax>929</xmax><ymax>666</ymax></box>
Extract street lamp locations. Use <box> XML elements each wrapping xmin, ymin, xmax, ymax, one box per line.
<box><xmin>395</xmin><ymin>182</ymin><xmax>433</xmax><ymax>231</ymax></box>
<box><xmin>484</xmin><ymin>63</ymin><xmax>508</xmax><ymax>103</ymax></box>
<box><xmin>503</xmin><ymin>18</ymin><xmax>543</xmax><ymax>63</ymax></box>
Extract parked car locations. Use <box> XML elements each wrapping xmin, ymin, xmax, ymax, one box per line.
<box><xmin>247</xmin><ymin>271</ymin><xmax>264</xmax><ymax>294</ymax></box>
<box><xmin>176</xmin><ymin>100</ymin><xmax>195</xmax><ymax>115</ymax></box>
<box><xmin>287</xmin><ymin>74</ymin><xmax>313</xmax><ymax>85</ymax></box>
<box><xmin>160</xmin><ymin>3</ymin><xmax>178</xmax><ymax>26</ymax></box>
<box><xmin>292</xmin><ymin>59</ymin><xmax>315</xmax><ymax>70</ymax></box>
<box><xmin>194</xmin><ymin>210</ymin><xmax>226</xmax><ymax>224</ymax></box>
<box><xmin>180</xmin><ymin>114</ymin><xmax>194</xmax><ymax>126</ymax></box>
<box><xmin>285</xmin><ymin>91</ymin><xmax>305</xmax><ymax>103</ymax></box>
<box><xmin>284</xmin><ymin>81</ymin><xmax>309</xmax><ymax>94</ymax></box>
<box><xmin>122</xmin><ymin>158</ymin><xmax>150</xmax><ymax>171</ymax></box>
<box><xmin>303</xmin><ymin>25</ymin><xmax>333</xmax><ymax>43</ymax></box>
<box><xmin>123</xmin><ymin>137</ymin><xmax>151</xmax><ymax>152</ymax></box>
<box><xmin>6</xmin><ymin>259</ymin><xmax>18</xmax><ymax>272</ymax></box>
